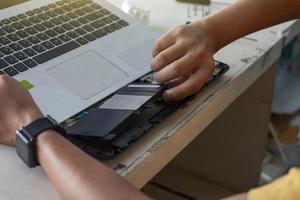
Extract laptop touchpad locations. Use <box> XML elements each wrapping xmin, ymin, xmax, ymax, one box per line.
<box><xmin>118</xmin><ymin>39</ymin><xmax>155</xmax><ymax>70</ymax></box>
<box><xmin>47</xmin><ymin>51</ymin><xmax>128</xmax><ymax>100</ymax></box>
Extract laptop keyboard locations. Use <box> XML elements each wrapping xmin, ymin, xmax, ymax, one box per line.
<box><xmin>0</xmin><ymin>0</ymin><xmax>129</xmax><ymax>76</ymax></box>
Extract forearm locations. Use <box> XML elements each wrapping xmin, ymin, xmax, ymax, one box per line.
<box><xmin>199</xmin><ymin>0</ymin><xmax>300</xmax><ymax>51</ymax></box>
<box><xmin>37</xmin><ymin>131</ymin><xmax>149</xmax><ymax>200</ymax></box>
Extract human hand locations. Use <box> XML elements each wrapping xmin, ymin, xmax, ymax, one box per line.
<box><xmin>151</xmin><ymin>21</ymin><xmax>216</xmax><ymax>101</ymax></box>
<box><xmin>0</xmin><ymin>76</ymin><xmax>43</xmax><ymax>146</ymax></box>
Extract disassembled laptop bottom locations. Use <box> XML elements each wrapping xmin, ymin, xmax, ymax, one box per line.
<box><xmin>63</xmin><ymin>61</ymin><xmax>229</xmax><ymax>160</ymax></box>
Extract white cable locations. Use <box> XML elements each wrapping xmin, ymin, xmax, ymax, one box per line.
<box><xmin>268</xmin><ymin>122</ymin><xmax>290</xmax><ymax>163</ymax></box>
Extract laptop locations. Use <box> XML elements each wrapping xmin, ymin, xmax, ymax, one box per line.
<box><xmin>0</xmin><ymin>0</ymin><xmax>161</xmax><ymax>122</ymax></box>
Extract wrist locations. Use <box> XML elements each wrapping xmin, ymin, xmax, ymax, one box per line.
<box><xmin>36</xmin><ymin>130</ymin><xmax>63</xmax><ymax>166</ymax></box>
<box><xmin>192</xmin><ymin>19</ymin><xmax>220</xmax><ymax>54</ymax></box>
<box><xmin>18</xmin><ymin>109</ymin><xmax>44</xmax><ymax>130</ymax></box>
<box><xmin>196</xmin><ymin>18</ymin><xmax>228</xmax><ymax>53</ymax></box>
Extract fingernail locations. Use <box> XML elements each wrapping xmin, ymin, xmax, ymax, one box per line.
<box><xmin>163</xmin><ymin>90</ymin><xmax>174</xmax><ymax>101</ymax></box>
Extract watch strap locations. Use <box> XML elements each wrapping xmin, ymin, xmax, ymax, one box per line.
<box><xmin>22</xmin><ymin>117</ymin><xmax>59</xmax><ymax>140</ymax></box>
<box><xmin>16</xmin><ymin>115</ymin><xmax>67</xmax><ymax>168</ymax></box>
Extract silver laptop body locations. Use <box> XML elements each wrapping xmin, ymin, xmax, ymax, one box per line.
<box><xmin>0</xmin><ymin>0</ymin><xmax>161</xmax><ymax>122</ymax></box>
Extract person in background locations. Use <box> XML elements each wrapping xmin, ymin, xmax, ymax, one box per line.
<box><xmin>0</xmin><ymin>0</ymin><xmax>299</xmax><ymax>199</ymax></box>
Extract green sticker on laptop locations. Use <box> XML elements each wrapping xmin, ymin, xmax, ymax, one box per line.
<box><xmin>20</xmin><ymin>80</ymin><xmax>34</xmax><ymax>90</ymax></box>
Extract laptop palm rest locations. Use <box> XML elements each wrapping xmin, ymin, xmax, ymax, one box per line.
<box><xmin>47</xmin><ymin>50</ymin><xmax>128</xmax><ymax>100</ymax></box>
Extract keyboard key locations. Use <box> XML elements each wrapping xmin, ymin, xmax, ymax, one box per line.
<box><xmin>82</xmin><ymin>24</ymin><xmax>94</xmax><ymax>32</ymax></box>
<box><xmin>48</xmin><ymin>4</ymin><xmax>57</xmax><ymax>9</ymax></box>
<box><xmin>14</xmin><ymin>63</ymin><xmax>28</xmax><ymax>72</ymax></box>
<box><xmin>82</xmin><ymin>6</ymin><xmax>95</xmax><ymax>13</ymax></box>
<box><xmin>2</xmin><ymin>25</ymin><xmax>15</xmax><ymax>33</ymax></box>
<box><xmin>53</xmin><ymin>26</ymin><xmax>66</xmax><ymax>34</ymax></box>
<box><xmin>11</xmin><ymin>22</ymin><xmax>24</xmax><ymax>30</ymax></box>
<box><xmin>37</xmin><ymin>13</ymin><xmax>51</xmax><ymax>21</ymax></box>
<box><xmin>118</xmin><ymin>20</ymin><xmax>129</xmax><ymax>27</ymax></box>
<box><xmin>42</xmin><ymin>21</ymin><xmax>55</xmax><ymax>29</ymax></box>
<box><xmin>84</xmin><ymin>34</ymin><xmax>96</xmax><ymax>41</ymax></box>
<box><xmin>1</xmin><ymin>19</ymin><xmax>11</xmax><ymax>25</ymax></box>
<box><xmin>0</xmin><ymin>70</ymin><xmax>5</xmax><ymax>75</ymax></box>
<box><xmin>7</xmin><ymin>34</ymin><xmax>21</xmax><ymax>42</ymax></box>
<box><xmin>0</xmin><ymin>29</ymin><xmax>6</xmax><ymax>36</ymax></box>
<box><xmin>66</xmin><ymin>12</ymin><xmax>78</xmax><ymax>19</ymax></box>
<box><xmin>50</xmin><ymin>38</ymin><xmax>63</xmax><ymax>46</ymax></box>
<box><xmin>33</xmin><ymin>41</ymin><xmax>80</xmax><ymax>64</ymax></box>
<box><xmin>53</xmin><ymin>8</ymin><xmax>66</xmax><ymax>15</ymax></box>
<box><xmin>37</xmin><ymin>33</ymin><xmax>50</xmax><ymax>41</ymax></box>
<box><xmin>74</xmin><ymin>9</ymin><xmax>86</xmax><ymax>16</ymax></box>
<box><xmin>56</xmin><ymin>1</ymin><xmax>64</xmax><ymax>6</ymax></box>
<box><xmin>58</xmin><ymin>34</ymin><xmax>71</xmax><ymax>42</ymax></box>
<box><xmin>32</xmin><ymin>45</ymin><xmax>47</xmax><ymax>53</ymax></box>
<box><xmin>78</xmin><ymin>17</ymin><xmax>89</xmax><ymax>24</ymax></box>
<box><xmin>19</xmin><ymin>39</ymin><xmax>32</xmax><ymax>48</ymax></box>
<box><xmin>109</xmin><ymin>14</ymin><xmax>120</xmax><ymax>21</ymax></box>
<box><xmin>14</xmin><ymin>52</ymin><xmax>28</xmax><ymax>60</ymax></box>
<box><xmin>9</xmin><ymin>16</ymin><xmax>19</xmax><ymax>22</ymax></box>
<box><xmin>86</xmin><ymin>11</ymin><xmax>104</xmax><ymax>21</ymax></box>
<box><xmin>90</xmin><ymin>3</ymin><xmax>102</xmax><ymax>10</ymax></box>
<box><xmin>16</xmin><ymin>30</ymin><xmax>30</xmax><ymax>38</ymax></box>
<box><xmin>0</xmin><ymin>46</ymin><xmax>14</xmax><ymax>55</ymax></box>
<box><xmin>45</xmin><ymin>29</ymin><xmax>58</xmax><ymax>37</ymax></box>
<box><xmin>102</xmin><ymin>17</ymin><xmax>113</xmax><ymax>24</ymax></box>
<box><xmin>61</xmin><ymin>23</ymin><xmax>74</xmax><ymax>30</ymax></box>
<box><xmin>24</xmin><ymin>48</ymin><xmax>38</xmax><ymax>57</ymax></box>
<box><xmin>58</xmin><ymin>15</ymin><xmax>71</xmax><ymax>22</ymax></box>
<box><xmin>99</xmin><ymin>9</ymin><xmax>110</xmax><ymax>15</ymax></box>
<box><xmin>25</xmin><ymin>11</ymin><xmax>35</xmax><ymax>17</ymax></box>
<box><xmin>33</xmin><ymin>8</ymin><xmax>43</xmax><ymax>14</ymax></box>
<box><xmin>0</xmin><ymin>59</ymin><xmax>9</xmax><ymax>69</ymax></box>
<box><xmin>62</xmin><ymin>0</ymin><xmax>72</xmax><ymax>4</ymax></box>
<box><xmin>25</xmin><ymin>27</ymin><xmax>38</xmax><ymax>35</ymax></box>
<box><xmin>66</xmin><ymin>31</ymin><xmax>79</xmax><ymax>39</ymax></box>
<box><xmin>20</xmin><ymin>19</ymin><xmax>33</xmax><ymax>27</ymax></box>
<box><xmin>92</xmin><ymin>29</ymin><xmax>107</xmax><ymax>38</ymax></box>
<box><xmin>28</xmin><ymin>36</ymin><xmax>41</xmax><ymax>44</ymax></box>
<box><xmin>4</xmin><ymin>67</ymin><xmax>18</xmax><ymax>76</ymax></box>
<box><xmin>46</xmin><ymin>11</ymin><xmax>58</xmax><ymax>18</ymax></box>
<box><xmin>90</xmin><ymin>20</ymin><xmax>105</xmax><ymax>28</ymax></box>
<box><xmin>76</xmin><ymin>37</ymin><xmax>88</xmax><ymax>45</ymax></box>
<box><xmin>111</xmin><ymin>23</ymin><xmax>122</xmax><ymax>30</ymax></box>
<box><xmin>17</xmin><ymin>14</ymin><xmax>27</xmax><ymax>19</ymax></box>
<box><xmin>74</xmin><ymin>28</ymin><xmax>87</xmax><ymax>35</ymax></box>
<box><xmin>41</xmin><ymin>41</ymin><xmax>55</xmax><ymax>49</ymax></box>
<box><xmin>29</xmin><ymin>16</ymin><xmax>42</xmax><ymax>24</ymax></box>
<box><xmin>41</xmin><ymin>6</ymin><xmax>50</xmax><ymax>11</ymax></box>
<box><xmin>24</xmin><ymin>59</ymin><xmax>38</xmax><ymax>68</ymax></box>
<box><xmin>0</xmin><ymin>37</ymin><xmax>11</xmax><ymax>45</ymax></box>
<box><xmin>69</xmin><ymin>20</ymin><xmax>81</xmax><ymax>27</ymax></box>
<box><xmin>50</xmin><ymin>18</ymin><xmax>63</xmax><ymax>25</ymax></box>
<box><xmin>61</xmin><ymin>5</ymin><xmax>73</xmax><ymax>12</ymax></box>
<box><xmin>33</xmin><ymin>24</ymin><xmax>47</xmax><ymax>32</ymax></box>
<box><xmin>9</xmin><ymin>43</ymin><xmax>23</xmax><ymax>51</ymax></box>
<box><xmin>69</xmin><ymin>1</ymin><xmax>86</xmax><ymax>9</ymax></box>
<box><xmin>103</xmin><ymin>26</ymin><xmax>115</xmax><ymax>33</ymax></box>
<box><xmin>4</xmin><ymin>55</ymin><xmax>19</xmax><ymax>64</ymax></box>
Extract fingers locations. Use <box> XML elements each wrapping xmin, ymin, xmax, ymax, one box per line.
<box><xmin>151</xmin><ymin>43</ymin><xmax>186</xmax><ymax>72</ymax></box>
<box><xmin>166</xmin><ymin>76</ymin><xmax>189</xmax><ymax>88</ymax></box>
<box><xmin>163</xmin><ymin>59</ymin><xmax>215</xmax><ymax>101</ymax></box>
<box><xmin>152</xmin><ymin>30</ymin><xmax>176</xmax><ymax>57</ymax></box>
<box><xmin>153</xmin><ymin>53</ymin><xmax>195</xmax><ymax>83</ymax></box>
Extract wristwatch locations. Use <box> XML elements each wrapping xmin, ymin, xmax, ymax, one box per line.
<box><xmin>16</xmin><ymin>115</ymin><xmax>67</xmax><ymax>168</ymax></box>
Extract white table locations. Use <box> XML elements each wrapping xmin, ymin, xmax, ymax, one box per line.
<box><xmin>0</xmin><ymin>1</ymin><xmax>299</xmax><ymax>199</ymax></box>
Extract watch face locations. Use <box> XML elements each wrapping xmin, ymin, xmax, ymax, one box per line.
<box><xmin>16</xmin><ymin>130</ymin><xmax>36</xmax><ymax>168</ymax></box>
